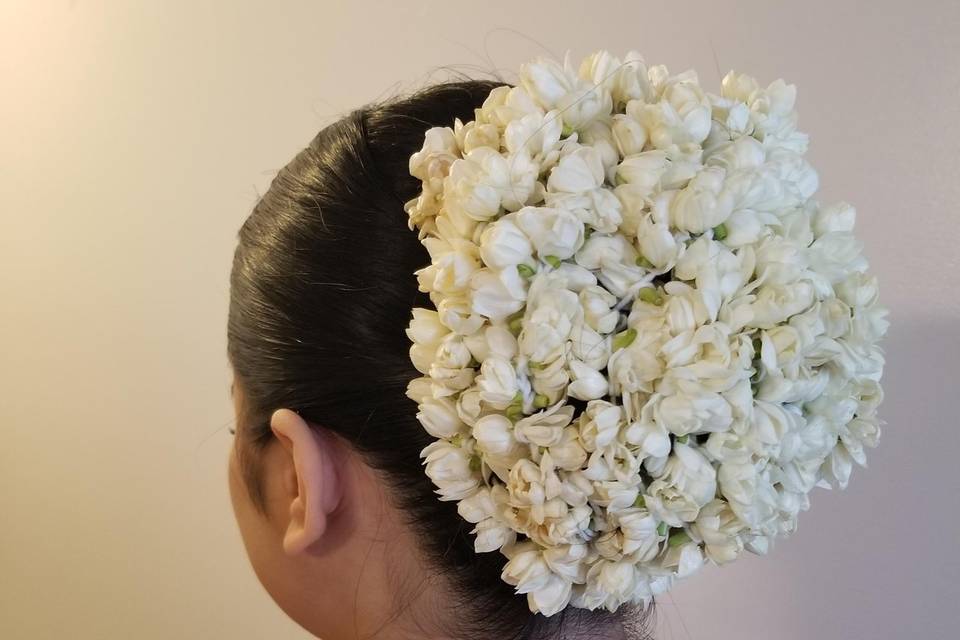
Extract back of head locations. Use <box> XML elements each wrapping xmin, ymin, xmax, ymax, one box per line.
<box><xmin>227</xmin><ymin>78</ymin><xmax>655</xmax><ymax>639</ymax></box>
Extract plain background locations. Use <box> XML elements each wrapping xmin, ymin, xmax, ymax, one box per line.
<box><xmin>2</xmin><ymin>1</ymin><xmax>958</xmax><ymax>639</ymax></box>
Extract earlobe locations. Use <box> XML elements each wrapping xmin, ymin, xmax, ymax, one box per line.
<box><xmin>269</xmin><ymin>409</ymin><xmax>343</xmax><ymax>556</ymax></box>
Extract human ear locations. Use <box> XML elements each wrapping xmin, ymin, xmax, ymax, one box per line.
<box><xmin>269</xmin><ymin>408</ymin><xmax>343</xmax><ymax>556</ymax></box>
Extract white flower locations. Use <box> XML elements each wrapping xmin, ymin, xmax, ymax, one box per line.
<box><xmin>474</xmin><ymin>356</ymin><xmax>520</xmax><ymax>409</ymax></box>
<box><xmin>421</xmin><ymin>440</ymin><xmax>479</xmax><ymax>501</ymax></box>
<box><xmin>616</xmin><ymin>508</ymin><xmax>662</xmax><ymax>560</ymax></box>
<box><xmin>579</xmin><ymin>559</ymin><xmax>638</xmax><ymax>611</ymax></box>
<box><xmin>433</xmin><ymin>332</ymin><xmax>472</xmax><ymax>369</ymax></box>
<box><xmin>579</xmin><ymin>50</ymin><xmax>639</xmax><ymax>106</ymax></box>
<box><xmin>579</xmin><ymin>122</ymin><xmax>620</xmax><ymax>183</ymax></box>
<box><xmin>405</xmin><ymin>375</ymin><xmax>433</xmax><ymax>405</ymax></box>
<box><xmin>673</xmin><ymin>236</ymin><xmax>753</xmax><ymax>313</ymax></box>
<box><xmin>463</xmin><ymin>324</ymin><xmax>518</xmax><ymax>364</ymax></box>
<box><xmin>443</xmin><ymin>147</ymin><xmax>508</xmax><ymax>222</ymax></box>
<box><xmin>579</xmin><ymin>285</ymin><xmax>620</xmax><ymax>334</ymax></box>
<box><xmin>515</xmin><ymin>205</ymin><xmax>586</xmax><ymax>260</ymax></box>
<box><xmin>656</xmin><ymin>390</ymin><xmax>734</xmax><ymax>436</ymax></box>
<box><xmin>520</xmin><ymin>51</ymin><xmax>613</xmax><ymax>132</ymax></box>
<box><xmin>607</xmin><ymin>325</ymin><xmax>667</xmax><ymax>397</ymax></box>
<box><xmin>807</xmin><ymin>231</ymin><xmax>867</xmax><ymax>284</ymax></box>
<box><xmin>461</xmin><ymin>121</ymin><xmax>501</xmax><ymax>155</ymax></box>
<box><xmin>501</xmin><ymin>543</ymin><xmax>573</xmax><ymax>615</ymax></box>
<box><xmin>624</xmin><ymin>395</ymin><xmax>672</xmax><ymax>458</ymax></box>
<box><xmin>575</xmin><ymin>234</ymin><xmax>645</xmax><ymax>297</ymax></box>
<box><xmin>474</xmin><ymin>516</ymin><xmax>517</xmax><ymax>553</ymax></box>
<box><xmin>640</xmin><ymin>71</ymin><xmax>712</xmax><ymax>148</ymax></box>
<box><xmin>659</xmin><ymin>322</ymin><xmax>750</xmax><ymax>395</ymax></box>
<box><xmin>470</xmin><ymin>266</ymin><xmax>528</xmax><ymax>321</ymax></box>
<box><xmin>578</xmin><ymin>400</ymin><xmax>624</xmax><ymax>451</ymax></box>
<box><xmin>406</xmin><ymin>308</ymin><xmax>449</xmax><ymax>374</ymax></box>
<box><xmin>745</xmin><ymin>281</ymin><xmax>817</xmax><ymax>330</ymax></box>
<box><xmin>751</xmin><ymin>234</ymin><xmax>807</xmax><ymax>286</ymax></box>
<box><xmin>834</xmin><ymin>271</ymin><xmax>879</xmax><ymax>309</ymax></box>
<box><xmin>544</xmin><ymin>187</ymin><xmax>623</xmax><ymax>234</ymax></box>
<box><xmin>520</xmin><ymin>286</ymin><xmax>582</xmax><ymax>363</ymax></box>
<box><xmin>453</xmin><ymin>387</ymin><xmax>482</xmax><ymax>426</ymax></box>
<box><xmin>661</xmin><ymin>539</ymin><xmax>705</xmax><ymax>578</ymax></box>
<box><xmin>507</xmin><ymin>453</ymin><xmax>567</xmax><ymax>526</ymax></box>
<box><xmin>607</xmin><ymin>50</ymin><xmax>654</xmax><ymax>106</ymax></box>
<box><xmin>504</xmin><ymin>109</ymin><xmax>564</xmax><ymax>162</ymax></box>
<box><xmin>611</xmin><ymin>112</ymin><xmax>648</xmax><ymax>157</ymax></box>
<box><xmin>574</xmin><ymin>233</ymin><xmax>638</xmax><ymax>270</ymax></box>
<box><xmin>812</xmin><ymin>201</ymin><xmax>856</xmax><ymax>236</ymax></box>
<box><xmin>690</xmin><ymin>499</ymin><xmax>746</xmax><ymax>564</ymax></box>
<box><xmin>614</xmin><ymin>150</ymin><xmax>668</xmax><ymax>198</ymax></box>
<box><xmin>703</xmin><ymin>430</ymin><xmax>753</xmax><ymax>465</ymax></box>
<box><xmin>436</xmin><ymin>295</ymin><xmax>486</xmax><ymax>336</ymax></box>
<box><xmin>703</xmin><ymin>135</ymin><xmax>766</xmax><ymax>173</ymax></box>
<box><xmin>415</xmin><ymin>232</ymin><xmax>481</xmax><ymax>296</ymax></box>
<box><xmin>669</xmin><ymin>166</ymin><xmax>734</xmax><ymax>233</ymax></box>
<box><xmin>544</xmin><ymin>542</ymin><xmax>590</xmax><ymax>582</ymax></box>
<box><xmin>717</xmin><ymin>461</ymin><xmax>775</xmax><ymax>528</ymax></box>
<box><xmin>528</xmin><ymin>355</ymin><xmax>571</xmax><ymax>406</ymax></box>
<box><xmin>644</xmin><ymin>443</ymin><xmax>717</xmax><ymax>526</ymax></box>
<box><xmin>409</xmin><ymin>126</ymin><xmax>461</xmax><ymax>189</ymax></box>
<box><xmin>527</xmin><ymin>572</ymin><xmax>574</xmax><ymax>616</ymax></box>
<box><xmin>569</xmin><ymin>318</ymin><xmax>611</xmax><ymax>371</ymax></box>
<box><xmin>501</xmin><ymin>542</ymin><xmax>552</xmax><ymax>591</ymax></box>
<box><xmin>515</xmin><ymin>402</ymin><xmax>576</xmax><ymax>447</ymax></box>
<box><xmin>416</xmin><ymin>397</ymin><xmax>466</xmax><ymax>439</ymax></box>
<box><xmin>481</xmin><ymin>85</ymin><xmax>545</xmax><ymax>130</ymax></box>
<box><xmin>568</xmin><ymin>358</ymin><xmax>610</xmax><ymax>401</ymax></box>
<box><xmin>458</xmin><ymin>488</ymin><xmax>516</xmax><ymax>552</ymax></box>
<box><xmin>479</xmin><ymin>214</ymin><xmax>534</xmax><ymax>269</ymax></box>
<box><xmin>549</xmin><ymin>426</ymin><xmax>589</xmax><ymax>471</ymax></box>
<box><xmin>473</xmin><ymin>414</ymin><xmax>523</xmax><ymax>457</ymax></box>
<box><xmin>636</xmin><ymin>213</ymin><xmax>680</xmax><ymax>270</ymax></box>
<box><xmin>658</xmin><ymin>281</ymin><xmax>711</xmax><ymax>336</ymax></box>
<box><xmin>457</xmin><ymin>486</ymin><xmax>496</xmax><ymax>523</ymax></box>
<box><xmin>547</xmin><ymin>144</ymin><xmax>606</xmax><ymax>194</ymax></box>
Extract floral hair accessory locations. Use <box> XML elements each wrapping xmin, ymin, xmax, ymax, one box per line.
<box><xmin>403</xmin><ymin>49</ymin><xmax>888</xmax><ymax>616</ymax></box>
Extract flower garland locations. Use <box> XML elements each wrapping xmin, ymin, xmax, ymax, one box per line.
<box><xmin>403</xmin><ymin>49</ymin><xmax>888</xmax><ymax>616</ymax></box>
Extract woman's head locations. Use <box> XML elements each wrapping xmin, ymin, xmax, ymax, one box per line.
<box><xmin>226</xmin><ymin>79</ymin><xmax>654</xmax><ymax>639</ymax></box>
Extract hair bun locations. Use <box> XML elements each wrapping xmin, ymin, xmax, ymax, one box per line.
<box><xmin>404</xmin><ymin>48</ymin><xmax>888</xmax><ymax>616</ymax></box>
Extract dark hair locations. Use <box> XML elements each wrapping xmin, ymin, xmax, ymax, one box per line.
<box><xmin>227</xmin><ymin>77</ymin><xmax>655</xmax><ymax>640</ymax></box>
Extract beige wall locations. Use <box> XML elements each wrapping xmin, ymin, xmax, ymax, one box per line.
<box><xmin>2</xmin><ymin>1</ymin><xmax>957</xmax><ymax>638</ymax></box>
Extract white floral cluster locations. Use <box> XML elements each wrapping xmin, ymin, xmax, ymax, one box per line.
<box><xmin>403</xmin><ymin>49</ymin><xmax>888</xmax><ymax>616</ymax></box>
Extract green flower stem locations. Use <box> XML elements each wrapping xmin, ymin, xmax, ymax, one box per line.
<box><xmin>517</xmin><ymin>263</ymin><xmax>536</xmax><ymax>278</ymax></box>
<box><xmin>638</xmin><ymin>287</ymin><xmax>663</xmax><ymax>305</ymax></box>
<box><xmin>506</xmin><ymin>391</ymin><xmax>524</xmax><ymax>421</ymax></box>
<box><xmin>668</xmin><ymin>529</ymin><xmax>692</xmax><ymax>547</ymax></box>
<box><xmin>635</xmin><ymin>255</ymin><xmax>654</xmax><ymax>269</ymax></box>
<box><xmin>612</xmin><ymin>327</ymin><xmax>637</xmax><ymax>351</ymax></box>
